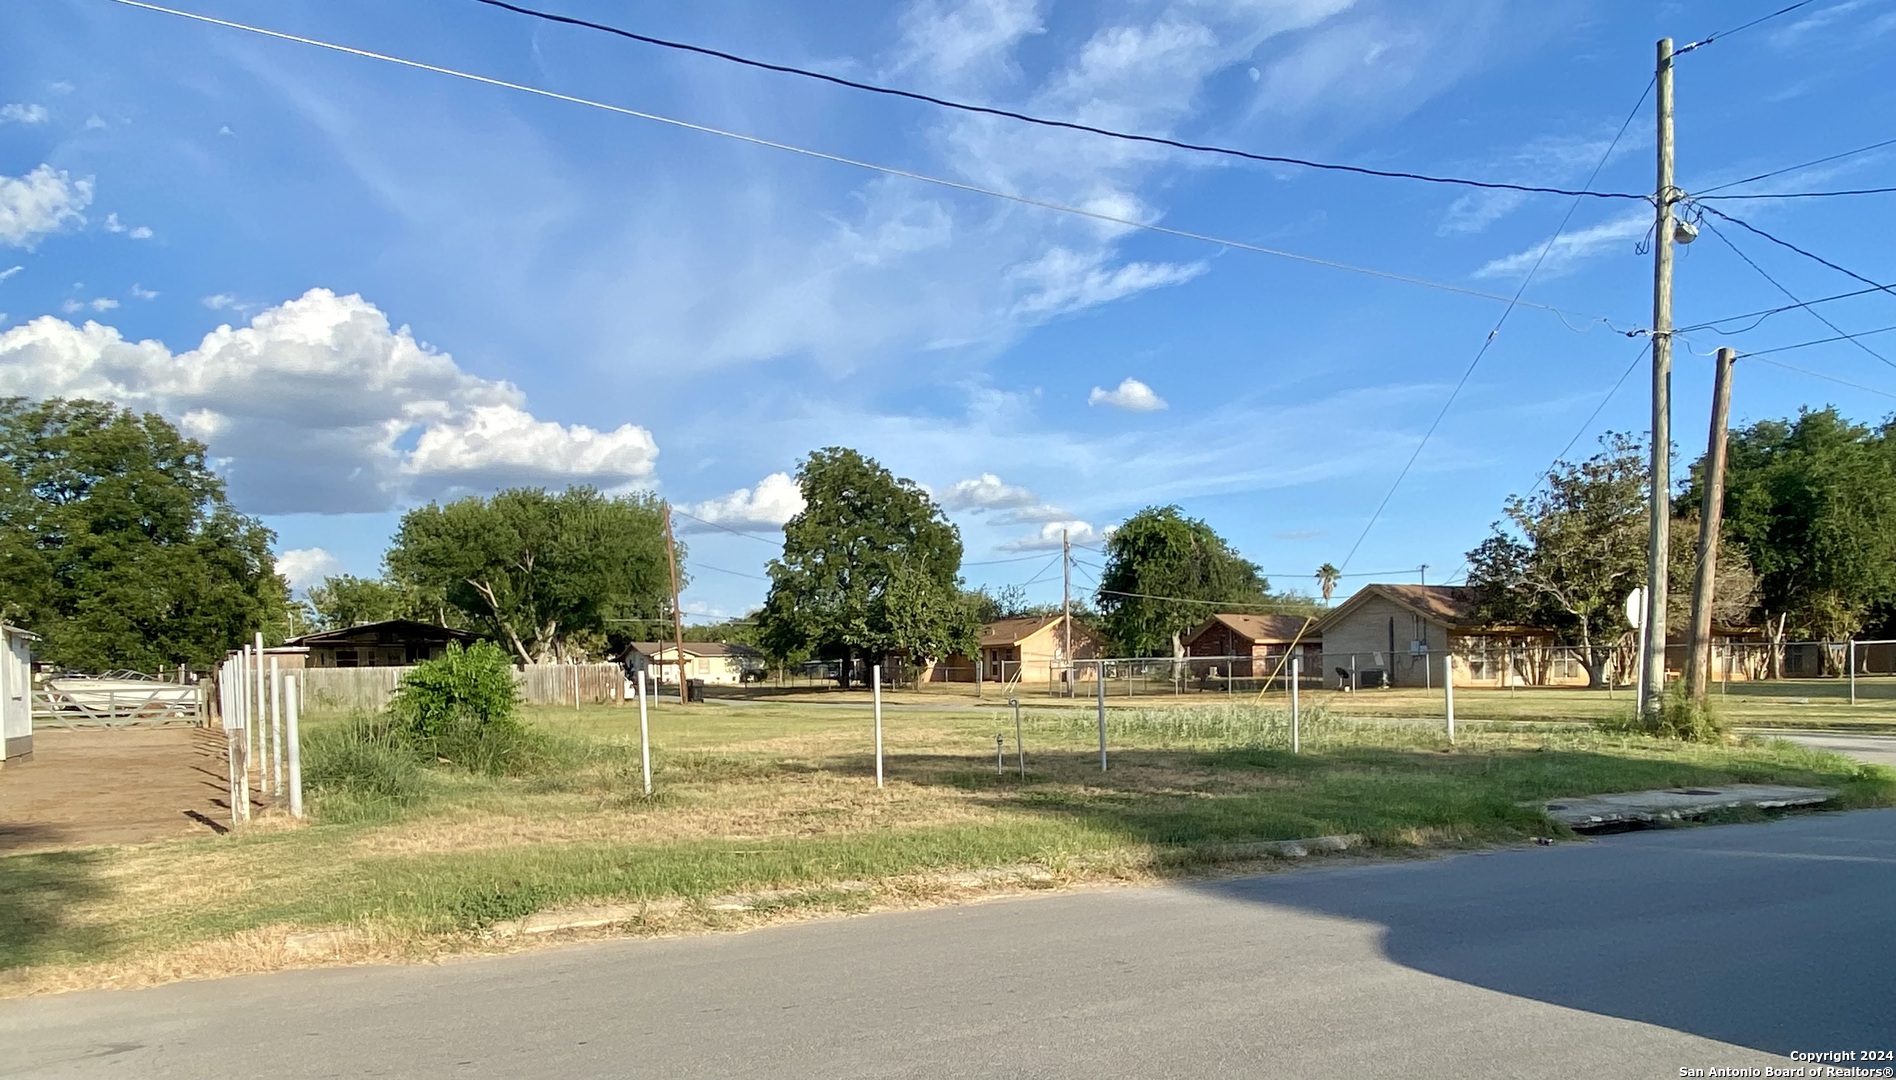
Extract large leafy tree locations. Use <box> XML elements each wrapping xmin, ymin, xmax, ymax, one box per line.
<box><xmin>0</xmin><ymin>397</ymin><xmax>290</xmax><ymax>669</ymax></box>
<box><xmin>1466</xmin><ymin>433</ymin><xmax>1649</xmax><ymax>687</ymax></box>
<box><xmin>1095</xmin><ymin>506</ymin><xmax>1270</xmax><ymax>657</ymax></box>
<box><xmin>1693</xmin><ymin>408</ymin><xmax>1896</xmax><ymax>641</ymax></box>
<box><xmin>305</xmin><ymin>574</ymin><xmax>455</xmax><ymax>631</ymax></box>
<box><xmin>386</xmin><ymin>487</ymin><xmax>673</xmax><ymax>663</ymax></box>
<box><xmin>757</xmin><ymin>447</ymin><xmax>976</xmax><ymax>684</ymax></box>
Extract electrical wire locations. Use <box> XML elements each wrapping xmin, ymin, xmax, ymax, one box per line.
<box><xmin>1743</xmin><ymin>355</ymin><xmax>1896</xmax><ymax>399</ymax></box>
<box><xmin>1698</xmin><ymin>185</ymin><xmax>1896</xmax><ymax>201</ymax></box>
<box><xmin>1093</xmin><ymin>587</ymin><xmax>1319</xmax><ymax>613</ymax></box>
<box><xmin>1699</xmin><ymin>215</ymin><xmax>1896</xmax><ymax>371</ymax></box>
<box><xmin>468</xmin><ymin>0</ymin><xmax>1655</xmax><ymax>203</ymax></box>
<box><xmin>1676</xmin><ymin>281</ymin><xmax>1896</xmax><ymax>335</ymax></box>
<box><xmin>1694</xmin><ymin>136</ymin><xmax>1896</xmax><ymax>197</ymax></box>
<box><xmin>1336</xmin><ymin>75</ymin><xmax>1653</xmax><ymax>573</ymax></box>
<box><xmin>1742</xmin><ymin>323</ymin><xmax>1896</xmax><ymax>358</ymax></box>
<box><xmin>691</xmin><ymin>562</ymin><xmax>769</xmax><ymax>580</ymax></box>
<box><xmin>105</xmin><ymin>0</ymin><xmax>1627</xmax><ymax>324</ymax></box>
<box><xmin>668</xmin><ymin>505</ymin><xmax>784</xmax><ymax>545</ymax></box>
<box><xmin>1016</xmin><ymin>552</ymin><xmax>1066</xmax><ymax>588</ymax></box>
<box><xmin>1676</xmin><ymin>0</ymin><xmax>1820</xmax><ymax>53</ymax></box>
<box><xmin>1525</xmin><ymin>341</ymin><xmax>1653</xmax><ymax>500</ymax></box>
<box><xmin>1697</xmin><ymin>204</ymin><xmax>1896</xmax><ymax>297</ymax></box>
<box><xmin>964</xmin><ymin>552</ymin><xmax>1067</xmax><ymax>567</ymax></box>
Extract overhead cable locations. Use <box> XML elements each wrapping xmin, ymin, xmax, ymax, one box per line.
<box><xmin>1699</xmin><ymin>216</ymin><xmax>1896</xmax><ymax>371</ymax></box>
<box><xmin>106</xmin><ymin>0</ymin><xmax>1624</xmax><ymax>324</ymax></box>
<box><xmin>468</xmin><ymin>0</ymin><xmax>1655</xmax><ymax>203</ymax></box>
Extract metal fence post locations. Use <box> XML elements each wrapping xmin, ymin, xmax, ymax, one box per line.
<box><xmin>1290</xmin><ymin>656</ymin><xmax>1301</xmax><ymax>754</ymax></box>
<box><xmin>873</xmin><ymin>664</ymin><xmax>884</xmax><ymax>789</ymax></box>
<box><xmin>1097</xmin><ymin>658</ymin><xmax>1107</xmax><ymax>772</ymax></box>
<box><xmin>638</xmin><ymin>669</ymin><xmax>652</xmax><ymax>796</ymax></box>
<box><xmin>1012</xmin><ymin>696</ymin><xmax>1024</xmax><ymax>778</ymax></box>
<box><xmin>285</xmin><ymin>673</ymin><xmax>304</xmax><ymax>819</ymax></box>
<box><xmin>1849</xmin><ymin>639</ymin><xmax>1857</xmax><ymax>706</ymax></box>
<box><xmin>1444</xmin><ymin>653</ymin><xmax>1455</xmax><ymax>744</ymax></box>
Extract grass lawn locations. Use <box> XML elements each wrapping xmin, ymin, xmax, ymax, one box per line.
<box><xmin>2</xmin><ymin>697</ymin><xmax>1890</xmax><ymax>996</ymax></box>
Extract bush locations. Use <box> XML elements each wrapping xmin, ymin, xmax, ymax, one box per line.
<box><xmin>388</xmin><ymin>642</ymin><xmax>544</xmax><ymax>775</ymax></box>
<box><xmin>301</xmin><ymin>715</ymin><xmax>427</xmax><ymax>821</ymax></box>
<box><xmin>1594</xmin><ymin>686</ymin><xmax>1727</xmax><ymax>743</ymax></box>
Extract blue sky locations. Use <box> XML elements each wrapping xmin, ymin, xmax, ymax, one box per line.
<box><xmin>3</xmin><ymin>0</ymin><xmax>1894</xmax><ymax>624</ymax></box>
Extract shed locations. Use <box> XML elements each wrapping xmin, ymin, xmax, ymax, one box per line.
<box><xmin>2</xmin><ymin>624</ymin><xmax>38</xmax><ymax>762</ymax></box>
<box><xmin>1183</xmin><ymin>613</ymin><xmax>1320</xmax><ymax>678</ymax></box>
<box><xmin>285</xmin><ymin>620</ymin><xmax>477</xmax><ymax>668</ymax></box>
<box><xmin>1312</xmin><ymin>584</ymin><xmax>1565</xmax><ymax>689</ymax></box>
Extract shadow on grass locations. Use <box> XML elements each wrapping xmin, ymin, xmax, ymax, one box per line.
<box><xmin>0</xmin><ymin>843</ymin><xmax>114</xmax><ymax>971</ymax></box>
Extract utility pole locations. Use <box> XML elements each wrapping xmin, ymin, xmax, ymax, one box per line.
<box><xmin>1641</xmin><ymin>36</ymin><xmax>1679</xmax><ymax>720</ymax></box>
<box><xmin>1418</xmin><ymin>564</ymin><xmax>1430</xmax><ymax>587</ymax></box>
<box><xmin>1062</xmin><ymin>528</ymin><xmax>1073</xmax><ymax>699</ymax></box>
<box><xmin>663</xmin><ymin>502</ymin><xmax>688</xmax><ymax>706</ymax></box>
<box><xmin>1685</xmin><ymin>347</ymin><xmax>1735</xmax><ymax>704</ymax></box>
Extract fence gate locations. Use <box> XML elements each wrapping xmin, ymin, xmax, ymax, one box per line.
<box><xmin>32</xmin><ymin>678</ymin><xmax>204</xmax><ymax>728</ymax></box>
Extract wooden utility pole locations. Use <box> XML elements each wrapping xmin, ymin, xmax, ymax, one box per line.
<box><xmin>1062</xmin><ymin>529</ymin><xmax>1072</xmax><ymax>698</ymax></box>
<box><xmin>1685</xmin><ymin>347</ymin><xmax>1735</xmax><ymax>704</ymax></box>
<box><xmin>663</xmin><ymin>503</ymin><xmax>688</xmax><ymax>706</ymax></box>
<box><xmin>1641</xmin><ymin>36</ymin><xmax>1678</xmax><ymax>719</ymax></box>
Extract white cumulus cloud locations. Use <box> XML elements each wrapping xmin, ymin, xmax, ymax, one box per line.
<box><xmin>1088</xmin><ymin>377</ymin><xmax>1167</xmax><ymax>411</ymax></box>
<box><xmin>942</xmin><ymin>472</ymin><xmax>1037</xmax><ymax>511</ymax></box>
<box><xmin>1</xmin><ymin>104</ymin><xmax>49</xmax><ymax>125</ymax></box>
<box><xmin>129</xmin><ymin>284</ymin><xmax>158</xmax><ymax>300</ymax></box>
<box><xmin>276</xmin><ymin>547</ymin><xmax>346</xmax><ymax>592</ymax></box>
<box><xmin>1000</xmin><ymin>520</ymin><xmax>1097</xmax><ymax>551</ymax></box>
<box><xmin>0</xmin><ymin>287</ymin><xmax>662</xmax><ymax>514</ymax></box>
<box><xmin>683</xmin><ymin>472</ymin><xmax>806</xmax><ymax>532</ymax></box>
<box><xmin>59</xmin><ymin>297</ymin><xmax>118</xmax><ymax>314</ymax></box>
<box><xmin>0</xmin><ymin>165</ymin><xmax>93</xmax><ymax>249</ymax></box>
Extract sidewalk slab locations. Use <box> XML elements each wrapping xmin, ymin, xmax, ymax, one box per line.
<box><xmin>1541</xmin><ymin>784</ymin><xmax>1835</xmax><ymax>830</ymax></box>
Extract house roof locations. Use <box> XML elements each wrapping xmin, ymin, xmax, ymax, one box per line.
<box><xmin>1312</xmin><ymin>584</ymin><xmax>1489</xmax><ymax>635</ymax></box>
<box><xmin>2</xmin><ymin>623</ymin><xmax>38</xmax><ymax>641</ymax></box>
<box><xmin>979</xmin><ymin>614</ymin><xmax>1100</xmax><ymax>648</ymax></box>
<box><xmin>284</xmin><ymin>620</ymin><xmax>477</xmax><ymax>647</ymax></box>
<box><xmin>626</xmin><ymin>641</ymin><xmax>764</xmax><ymax>659</ymax></box>
<box><xmin>1189</xmin><ymin>613</ymin><xmax>1317</xmax><ymax>645</ymax></box>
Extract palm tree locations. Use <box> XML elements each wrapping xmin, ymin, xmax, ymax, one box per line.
<box><xmin>1315</xmin><ymin>563</ymin><xmax>1341</xmax><ymax>605</ymax></box>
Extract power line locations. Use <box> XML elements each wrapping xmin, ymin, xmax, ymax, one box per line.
<box><xmin>1093</xmin><ymin>587</ymin><xmax>1318</xmax><ymax>613</ymax></box>
<box><xmin>691</xmin><ymin>562</ymin><xmax>769</xmax><ymax>580</ymax></box>
<box><xmin>1676</xmin><ymin>281</ymin><xmax>1896</xmax><ymax>335</ymax></box>
<box><xmin>1677</xmin><ymin>0</ymin><xmax>1820</xmax><ymax>53</ymax></box>
<box><xmin>1744</xmin><ymin>354</ymin><xmax>1896</xmax><ymax>399</ymax></box>
<box><xmin>1336</xmin><ymin>75</ymin><xmax>1653</xmax><ymax>573</ymax></box>
<box><xmin>1694</xmin><ymin>135</ymin><xmax>1896</xmax><ymax>197</ymax></box>
<box><xmin>1698</xmin><ymin>184</ymin><xmax>1896</xmax><ymax>201</ymax></box>
<box><xmin>1699</xmin><ymin>214</ymin><xmax>1896</xmax><ymax>371</ymax></box>
<box><xmin>1742</xmin><ymin>323</ymin><xmax>1896</xmax><ymax>358</ymax></box>
<box><xmin>1016</xmin><ymin>552</ymin><xmax>1066</xmax><ymax>588</ymax></box>
<box><xmin>1697</xmin><ymin>204</ymin><xmax>1896</xmax><ymax>297</ymax></box>
<box><xmin>469</xmin><ymin>0</ymin><xmax>1655</xmax><ymax>204</ymax></box>
<box><xmin>668</xmin><ymin>506</ymin><xmax>783</xmax><ymax>545</ymax></box>
<box><xmin>965</xmin><ymin>552</ymin><xmax>1065</xmax><ymax>567</ymax></box>
<box><xmin>104</xmin><ymin>1</ymin><xmax>1628</xmax><ymax>326</ymax></box>
<box><xmin>1529</xmin><ymin>341</ymin><xmax>1653</xmax><ymax>497</ymax></box>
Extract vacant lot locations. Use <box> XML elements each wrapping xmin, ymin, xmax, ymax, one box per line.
<box><xmin>1</xmin><ymin>698</ymin><xmax>1888</xmax><ymax>996</ymax></box>
<box><xmin>0</xmin><ymin>728</ymin><xmax>236</xmax><ymax>854</ymax></box>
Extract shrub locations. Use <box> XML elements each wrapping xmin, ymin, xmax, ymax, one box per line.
<box><xmin>388</xmin><ymin>642</ymin><xmax>544</xmax><ymax>774</ymax></box>
<box><xmin>301</xmin><ymin>715</ymin><xmax>426</xmax><ymax>821</ymax></box>
<box><xmin>1594</xmin><ymin>686</ymin><xmax>1727</xmax><ymax>743</ymax></box>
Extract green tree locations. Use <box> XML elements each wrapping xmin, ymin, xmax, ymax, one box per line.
<box><xmin>0</xmin><ymin>397</ymin><xmax>289</xmax><ymax>669</ymax></box>
<box><xmin>1694</xmin><ymin>408</ymin><xmax>1896</xmax><ymax>642</ymax></box>
<box><xmin>1466</xmin><ymin>433</ymin><xmax>1649</xmax><ymax>687</ymax></box>
<box><xmin>1094</xmin><ymin>506</ymin><xmax>1269</xmax><ymax>657</ymax></box>
<box><xmin>757</xmin><ymin>447</ymin><xmax>975</xmax><ymax>685</ymax></box>
<box><xmin>386</xmin><ymin>487</ymin><xmax>673</xmax><ymax>664</ymax></box>
<box><xmin>308</xmin><ymin>575</ymin><xmax>406</xmax><ymax>630</ymax></box>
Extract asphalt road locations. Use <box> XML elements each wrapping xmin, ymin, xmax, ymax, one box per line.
<box><xmin>5</xmin><ymin>810</ymin><xmax>1893</xmax><ymax>1080</ymax></box>
<box><xmin>1774</xmin><ymin>730</ymin><xmax>1896</xmax><ymax>769</ymax></box>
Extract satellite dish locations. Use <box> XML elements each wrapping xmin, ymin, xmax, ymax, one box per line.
<box><xmin>1625</xmin><ymin>587</ymin><xmax>1647</xmax><ymax>629</ymax></box>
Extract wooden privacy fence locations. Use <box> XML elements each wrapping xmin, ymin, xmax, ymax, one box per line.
<box><xmin>299</xmin><ymin>662</ymin><xmax>626</xmax><ymax>713</ymax></box>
